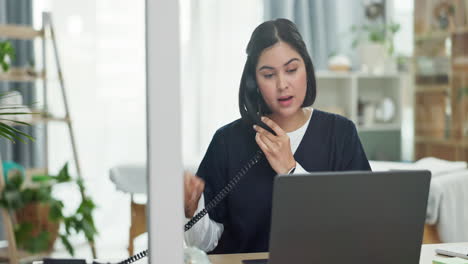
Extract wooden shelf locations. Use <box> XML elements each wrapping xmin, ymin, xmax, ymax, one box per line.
<box><xmin>415</xmin><ymin>136</ymin><xmax>468</xmax><ymax>148</ymax></box>
<box><xmin>25</xmin><ymin>168</ymin><xmax>47</xmax><ymax>176</ymax></box>
<box><xmin>8</xmin><ymin>113</ymin><xmax>70</xmax><ymax>126</ymax></box>
<box><xmin>30</xmin><ymin>115</ymin><xmax>70</xmax><ymax>125</ymax></box>
<box><xmin>415</xmin><ymin>31</ymin><xmax>450</xmax><ymax>42</ymax></box>
<box><xmin>454</xmin><ymin>27</ymin><xmax>468</xmax><ymax>35</ymax></box>
<box><xmin>0</xmin><ymin>24</ymin><xmax>44</xmax><ymax>39</ymax></box>
<box><xmin>415</xmin><ymin>84</ymin><xmax>450</xmax><ymax>93</ymax></box>
<box><xmin>453</xmin><ymin>57</ymin><xmax>468</xmax><ymax>71</ymax></box>
<box><xmin>415</xmin><ymin>27</ymin><xmax>468</xmax><ymax>42</ymax></box>
<box><xmin>416</xmin><ymin>136</ymin><xmax>453</xmax><ymax>145</ymax></box>
<box><xmin>0</xmin><ymin>67</ymin><xmax>44</xmax><ymax>82</ymax></box>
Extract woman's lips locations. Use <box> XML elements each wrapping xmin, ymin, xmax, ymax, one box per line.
<box><xmin>278</xmin><ymin>96</ymin><xmax>293</xmax><ymax>107</ymax></box>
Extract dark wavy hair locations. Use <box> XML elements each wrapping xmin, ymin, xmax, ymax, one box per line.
<box><xmin>238</xmin><ymin>18</ymin><xmax>317</xmax><ymax>125</ymax></box>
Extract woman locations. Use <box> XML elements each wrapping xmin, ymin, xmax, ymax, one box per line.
<box><xmin>184</xmin><ymin>18</ymin><xmax>371</xmax><ymax>254</ymax></box>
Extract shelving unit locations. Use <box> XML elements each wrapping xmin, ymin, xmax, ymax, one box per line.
<box><xmin>314</xmin><ymin>71</ymin><xmax>407</xmax><ymax>161</ymax></box>
<box><xmin>0</xmin><ymin>12</ymin><xmax>88</xmax><ymax>263</ymax></box>
<box><xmin>413</xmin><ymin>0</ymin><xmax>468</xmax><ymax>161</ymax></box>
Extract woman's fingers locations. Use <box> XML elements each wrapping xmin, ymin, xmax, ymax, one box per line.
<box><xmin>260</xmin><ymin>132</ymin><xmax>277</xmax><ymax>151</ymax></box>
<box><xmin>253</xmin><ymin>124</ymin><xmax>277</xmax><ymax>142</ymax></box>
<box><xmin>192</xmin><ymin>175</ymin><xmax>204</xmax><ymax>195</ymax></box>
<box><xmin>184</xmin><ymin>172</ymin><xmax>204</xmax><ymax>200</ymax></box>
<box><xmin>255</xmin><ymin>132</ymin><xmax>271</xmax><ymax>153</ymax></box>
<box><xmin>184</xmin><ymin>171</ymin><xmax>192</xmax><ymax>193</ymax></box>
<box><xmin>184</xmin><ymin>172</ymin><xmax>205</xmax><ymax>218</ymax></box>
<box><xmin>193</xmin><ymin>176</ymin><xmax>204</xmax><ymax>199</ymax></box>
<box><xmin>261</xmin><ymin>116</ymin><xmax>286</xmax><ymax>136</ymax></box>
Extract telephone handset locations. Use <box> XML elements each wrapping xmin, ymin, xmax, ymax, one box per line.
<box><xmin>244</xmin><ymin>75</ymin><xmax>276</xmax><ymax>136</ymax></box>
<box><xmin>96</xmin><ymin>76</ymin><xmax>270</xmax><ymax>264</ymax></box>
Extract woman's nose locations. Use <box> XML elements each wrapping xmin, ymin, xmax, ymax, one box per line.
<box><xmin>276</xmin><ymin>74</ymin><xmax>288</xmax><ymax>90</ymax></box>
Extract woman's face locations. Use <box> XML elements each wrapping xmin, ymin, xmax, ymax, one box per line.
<box><xmin>255</xmin><ymin>41</ymin><xmax>307</xmax><ymax>119</ymax></box>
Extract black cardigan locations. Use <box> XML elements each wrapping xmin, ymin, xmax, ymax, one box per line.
<box><xmin>196</xmin><ymin>110</ymin><xmax>371</xmax><ymax>254</ymax></box>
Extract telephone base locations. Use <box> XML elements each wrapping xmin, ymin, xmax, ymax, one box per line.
<box><xmin>35</xmin><ymin>258</ymin><xmax>112</xmax><ymax>264</ymax></box>
<box><xmin>42</xmin><ymin>258</ymin><xmax>87</xmax><ymax>264</ymax></box>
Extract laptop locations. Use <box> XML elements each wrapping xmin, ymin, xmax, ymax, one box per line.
<box><xmin>243</xmin><ymin>170</ymin><xmax>431</xmax><ymax>264</ymax></box>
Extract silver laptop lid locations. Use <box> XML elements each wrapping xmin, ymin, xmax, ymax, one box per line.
<box><xmin>268</xmin><ymin>170</ymin><xmax>431</xmax><ymax>264</ymax></box>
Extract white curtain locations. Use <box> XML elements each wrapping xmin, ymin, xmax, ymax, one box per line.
<box><xmin>263</xmin><ymin>0</ymin><xmax>366</xmax><ymax>70</ymax></box>
<box><xmin>180</xmin><ymin>0</ymin><xmax>264</xmax><ymax>166</ymax></box>
<box><xmin>33</xmin><ymin>0</ymin><xmax>146</xmax><ymax>257</ymax></box>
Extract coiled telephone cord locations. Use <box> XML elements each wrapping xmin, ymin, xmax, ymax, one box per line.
<box><xmin>111</xmin><ymin>150</ymin><xmax>264</xmax><ymax>264</ymax></box>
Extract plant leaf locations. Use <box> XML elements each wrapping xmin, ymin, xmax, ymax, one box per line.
<box><xmin>22</xmin><ymin>231</ymin><xmax>49</xmax><ymax>253</ymax></box>
<box><xmin>32</xmin><ymin>174</ymin><xmax>54</xmax><ymax>182</ymax></box>
<box><xmin>14</xmin><ymin>222</ymin><xmax>33</xmax><ymax>245</ymax></box>
<box><xmin>82</xmin><ymin>218</ymin><xmax>97</xmax><ymax>242</ymax></box>
<box><xmin>0</xmin><ymin>130</ymin><xmax>15</xmax><ymax>142</ymax></box>
<box><xmin>49</xmin><ymin>199</ymin><xmax>64</xmax><ymax>220</ymax></box>
<box><xmin>77</xmin><ymin>198</ymin><xmax>96</xmax><ymax>216</ymax></box>
<box><xmin>0</xmin><ymin>112</ymin><xmax>34</xmax><ymax>115</ymax></box>
<box><xmin>60</xmin><ymin>234</ymin><xmax>74</xmax><ymax>256</ymax></box>
<box><xmin>54</xmin><ymin>163</ymin><xmax>71</xmax><ymax>183</ymax></box>
<box><xmin>0</xmin><ymin>126</ymin><xmax>20</xmax><ymax>143</ymax></box>
<box><xmin>0</xmin><ymin>123</ymin><xmax>35</xmax><ymax>142</ymax></box>
<box><xmin>0</xmin><ymin>61</ymin><xmax>8</xmax><ymax>72</ymax></box>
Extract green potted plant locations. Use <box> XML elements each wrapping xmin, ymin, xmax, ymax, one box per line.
<box><xmin>351</xmin><ymin>22</ymin><xmax>400</xmax><ymax>74</ymax></box>
<box><xmin>0</xmin><ymin>163</ymin><xmax>98</xmax><ymax>256</ymax></box>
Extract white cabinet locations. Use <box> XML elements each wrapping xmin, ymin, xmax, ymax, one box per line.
<box><xmin>314</xmin><ymin>71</ymin><xmax>408</xmax><ymax>160</ymax></box>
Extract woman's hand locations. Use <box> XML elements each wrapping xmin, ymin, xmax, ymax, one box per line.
<box><xmin>254</xmin><ymin>116</ymin><xmax>296</xmax><ymax>175</ymax></box>
<box><xmin>184</xmin><ymin>171</ymin><xmax>205</xmax><ymax>218</ymax></box>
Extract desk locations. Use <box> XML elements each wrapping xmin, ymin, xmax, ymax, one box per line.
<box><xmin>208</xmin><ymin>242</ymin><xmax>468</xmax><ymax>264</ymax></box>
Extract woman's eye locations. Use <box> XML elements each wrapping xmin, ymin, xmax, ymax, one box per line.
<box><xmin>287</xmin><ymin>68</ymin><xmax>297</xmax><ymax>73</ymax></box>
<box><xmin>263</xmin><ymin>73</ymin><xmax>274</xmax><ymax>79</ymax></box>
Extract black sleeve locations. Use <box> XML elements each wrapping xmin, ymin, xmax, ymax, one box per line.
<box><xmin>195</xmin><ymin>129</ymin><xmax>229</xmax><ymax>224</ymax></box>
<box><xmin>339</xmin><ymin>120</ymin><xmax>372</xmax><ymax>171</ymax></box>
